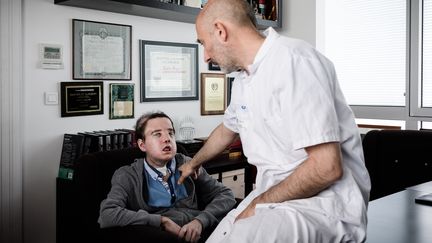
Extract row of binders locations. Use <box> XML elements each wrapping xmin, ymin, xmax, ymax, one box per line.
<box><xmin>58</xmin><ymin>129</ymin><xmax>137</xmax><ymax>180</ymax></box>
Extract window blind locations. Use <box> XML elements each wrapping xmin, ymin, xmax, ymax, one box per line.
<box><xmin>323</xmin><ymin>0</ymin><xmax>406</xmax><ymax>106</ymax></box>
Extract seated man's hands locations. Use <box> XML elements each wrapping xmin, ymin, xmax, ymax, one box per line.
<box><xmin>160</xmin><ymin>216</ymin><xmax>181</xmax><ymax>236</ymax></box>
<box><xmin>161</xmin><ymin>216</ymin><xmax>202</xmax><ymax>242</ymax></box>
<box><xmin>178</xmin><ymin>219</ymin><xmax>202</xmax><ymax>243</ymax></box>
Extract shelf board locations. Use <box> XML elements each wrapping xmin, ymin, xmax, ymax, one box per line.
<box><xmin>55</xmin><ymin>0</ymin><xmax>201</xmax><ymax>24</ymax></box>
<box><xmin>54</xmin><ymin>0</ymin><xmax>281</xmax><ymax>29</ymax></box>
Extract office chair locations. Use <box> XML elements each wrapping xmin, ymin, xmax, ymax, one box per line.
<box><xmin>362</xmin><ymin>129</ymin><xmax>432</xmax><ymax>200</ymax></box>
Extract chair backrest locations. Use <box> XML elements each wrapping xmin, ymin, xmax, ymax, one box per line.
<box><xmin>362</xmin><ymin>130</ymin><xmax>432</xmax><ymax>200</ymax></box>
<box><xmin>72</xmin><ymin>147</ymin><xmax>145</xmax><ymax>239</ymax></box>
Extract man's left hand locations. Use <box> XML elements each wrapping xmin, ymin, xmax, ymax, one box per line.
<box><xmin>235</xmin><ymin>201</ymin><xmax>256</xmax><ymax>222</ymax></box>
<box><xmin>178</xmin><ymin>219</ymin><xmax>202</xmax><ymax>243</ymax></box>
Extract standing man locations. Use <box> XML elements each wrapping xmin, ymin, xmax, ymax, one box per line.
<box><xmin>178</xmin><ymin>0</ymin><xmax>371</xmax><ymax>242</ymax></box>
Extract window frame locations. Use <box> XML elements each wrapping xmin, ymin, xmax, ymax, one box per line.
<box><xmin>409</xmin><ymin>0</ymin><xmax>432</xmax><ymax>117</ymax></box>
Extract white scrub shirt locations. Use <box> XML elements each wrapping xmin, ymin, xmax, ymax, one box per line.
<box><xmin>209</xmin><ymin>27</ymin><xmax>371</xmax><ymax>243</ymax></box>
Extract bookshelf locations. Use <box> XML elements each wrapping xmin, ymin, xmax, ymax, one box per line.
<box><xmin>54</xmin><ymin>0</ymin><xmax>282</xmax><ymax>29</ymax></box>
<box><xmin>58</xmin><ymin>129</ymin><xmax>136</xmax><ymax>180</ymax></box>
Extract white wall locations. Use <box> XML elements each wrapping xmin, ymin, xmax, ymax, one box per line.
<box><xmin>22</xmin><ymin>0</ymin><xmax>315</xmax><ymax>242</ymax></box>
<box><xmin>279</xmin><ymin>0</ymin><xmax>316</xmax><ymax>46</ymax></box>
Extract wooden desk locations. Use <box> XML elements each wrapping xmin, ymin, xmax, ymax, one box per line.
<box><xmin>367</xmin><ymin>181</ymin><xmax>432</xmax><ymax>243</ymax></box>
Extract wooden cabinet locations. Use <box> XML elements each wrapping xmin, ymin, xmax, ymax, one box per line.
<box><xmin>54</xmin><ymin>0</ymin><xmax>282</xmax><ymax>29</ymax></box>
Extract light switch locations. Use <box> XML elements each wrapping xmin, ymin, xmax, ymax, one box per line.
<box><xmin>45</xmin><ymin>92</ymin><xmax>58</xmax><ymax>105</ymax></box>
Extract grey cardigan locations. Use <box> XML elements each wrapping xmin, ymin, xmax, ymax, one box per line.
<box><xmin>98</xmin><ymin>153</ymin><xmax>236</xmax><ymax>230</ymax></box>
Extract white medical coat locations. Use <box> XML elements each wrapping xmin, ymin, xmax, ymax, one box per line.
<box><xmin>208</xmin><ymin>27</ymin><xmax>371</xmax><ymax>243</ymax></box>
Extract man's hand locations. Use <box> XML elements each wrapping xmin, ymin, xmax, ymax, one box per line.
<box><xmin>235</xmin><ymin>200</ymin><xmax>257</xmax><ymax>222</ymax></box>
<box><xmin>178</xmin><ymin>219</ymin><xmax>203</xmax><ymax>243</ymax></box>
<box><xmin>177</xmin><ymin>161</ymin><xmax>200</xmax><ymax>184</ymax></box>
<box><xmin>160</xmin><ymin>216</ymin><xmax>181</xmax><ymax>236</ymax></box>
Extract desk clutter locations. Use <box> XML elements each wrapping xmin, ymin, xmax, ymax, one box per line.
<box><xmin>58</xmin><ymin>129</ymin><xmax>136</xmax><ymax>180</ymax></box>
<box><xmin>185</xmin><ymin>137</ymin><xmax>243</xmax><ymax>158</ymax></box>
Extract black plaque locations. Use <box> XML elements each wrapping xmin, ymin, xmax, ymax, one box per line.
<box><xmin>61</xmin><ymin>81</ymin><xmax>104</xmax><ymax>117</ymax></box>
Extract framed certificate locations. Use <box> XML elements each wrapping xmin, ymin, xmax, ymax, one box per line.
<box><xmin>140</xmin><ymin>40</ymin><xmax>198</xmax><ymax>102</ymax></box>
<box><xmin>73</xmin><ymin>19</ymin><xmax>132</xmax><ymax>80</ymax></box>
<box><xmin>60</xmin><ymin>82</ymin><xmax>104</xmax><ymax>117</ymax></box>
<box><xmin>200</xmin><ymin>73</ymin><xmax>226</xmax><ymax>115</ymax></box>
<box><xmin>109</xmin><ymin>83</ymin><xmax>134</xmax><ymax>119</ymax></box>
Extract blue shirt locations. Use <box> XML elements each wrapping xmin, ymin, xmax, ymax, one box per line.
<box><xmin>143</xmin><ymin>158</ymin><xmax>188</xmax><ymax>207</ymax></box>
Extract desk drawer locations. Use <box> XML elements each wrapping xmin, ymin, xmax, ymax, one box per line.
<box><xmin>222</xmin><ymin>169</ymin><xmax>245</xmax><ymax>199</ymax></box>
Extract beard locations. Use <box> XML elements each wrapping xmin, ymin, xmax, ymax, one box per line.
<box><xmin>212</xmin><ymin>42</ymin><xmax>241</xmax><ymax>74</ymax></box>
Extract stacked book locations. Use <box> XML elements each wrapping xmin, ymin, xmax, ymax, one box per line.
<box><xmin>58</xmin><ymin>129</ymin><xmax>136</xmax><ymax>180</ymax></box>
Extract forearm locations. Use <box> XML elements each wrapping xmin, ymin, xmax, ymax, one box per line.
<box><xmin>253</xmin><ymin>142</ymin><xmax>343</xmax><ymax>205</ymax></box>
<box><xmin>99</xmin><ymin>198</ymin><xmax>160</xmax><ymax>228</ymax></box>
<box><xmin>190</xmin><ymin>123</ymin><xmax>238</xmax><ymax>167</ymax></box>
<box><xmin>99</xmin><ymin>173</ymin><xmax>160</xmax><ymax>228</ymax></box>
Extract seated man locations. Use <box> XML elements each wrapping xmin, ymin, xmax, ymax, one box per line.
<box><xmin>98</xmin><ymin>111</ymin><xmax>236</xmax><ymax>243</ymax></box>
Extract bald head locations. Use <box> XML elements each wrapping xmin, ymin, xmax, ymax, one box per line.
<box><xmin>196</xmin><ymin>0</ymin><xmax>265</xmax><ymax>73</ymax></box>
<box><xmin>197</xmin><ymin>0</ymin><xmax>257</xmax><ymax>31</ymax></box>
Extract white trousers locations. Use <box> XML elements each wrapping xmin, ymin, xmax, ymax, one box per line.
<box><xmin>206</xmin><ymin>203</ymin><xmax>365</xmax><ymax>243</ymax></box>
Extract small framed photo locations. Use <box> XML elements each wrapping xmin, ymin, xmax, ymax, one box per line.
<box><xmin>73</xmin><ymin>19</ymin><xmax>132</xmax><ymax>80</ymax></box>
<box><xmin>208</xmin><ymin>62</ymin><xmax>221</xmax><ymax>71</ymax></box>
<box><xmin>140</xmin><ymin>40</ymin><xmax>199</xmax><ymax>102</ymax></box>
<box><xmin>60</xmin><ymin>81</ymin><xmax>104</xmax><ymax>117</ymax></box>
<box><xmin>109</xmin><ymin>83</ymin><xmax>134</xmax><ymax>119</ymax></box>
<box><xmin>200</xmin><ymin>73</ymin><xmax>226</xmax><ymax>115</ymax></box>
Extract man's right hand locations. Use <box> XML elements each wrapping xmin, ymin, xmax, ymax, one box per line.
<box><xmin>177</xmin><ymin>161</ymin><xmax>199</xmax><ymax>184</ymax></box>
<box><xmin>160</xmin><ymin>216</ymin><xmax>181</xmax><ymax>236</ymax></box>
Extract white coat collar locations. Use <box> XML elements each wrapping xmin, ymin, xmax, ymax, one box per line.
<box><xmin>244</xmin><ymin>27</ymin><xmax>280</xmax><ymax>77</ymax></box>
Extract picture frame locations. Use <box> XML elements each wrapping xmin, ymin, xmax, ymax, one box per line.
<box><xmin>73</xmin><ymin>19</ymin><xmax>132</xmax><ymax>80</ymax></box>
<box><xmin>227</xmin><ymin>77</ymin><xmax>235</xmax><ymax>106</ymax></box>
<box><xmin>208</xmin><ymin>62</ymin><xmax>221</xmax><ymax>71</ymax></box>
<box><xmin>200</xmin><ymin>73</ymin><xmax>226</xmax><ymax>115</ymax></box>
<box><xmin>140</xmin><ymin>40</ymin><xmax>198</xmax><ymax>102</ymax></box>
<box><xmin>109</xmin><ymin>83</ymin><xmax>134</xmax><ymax>119</ymax></box>
<box><xmin>60</xmin><ymin>81</ymin><xmax>103</xmax><ymax>117</ymax></box>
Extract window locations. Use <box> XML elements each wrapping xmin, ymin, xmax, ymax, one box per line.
<box><xmin>318</xmin><ymin>0</ymin><xmax>432</xmax><ymax>128</ymax></box>
<box><xmin>421</xmin><ymin>0</ymin><xmax>432</xmax><ymax>107</ymax></box>
<box><xmin>409</xmin><ymin>0</ymin><xmax>432</xmax><ymax>116</ymax></box>
<box><xmin>420</xmin><ymin>121</ymin><xmax>432</xmax><ymax>129</ymax></box>
<box><xmin>320</xmin><ymin>0</ymin><xmax>406</xmax><ymax>106</ymax></box>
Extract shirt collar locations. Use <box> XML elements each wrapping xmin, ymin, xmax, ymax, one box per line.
<box><xmin>143</xmin><ymin>158</ymin><xmax>176</xmax><ymax>181</ymax></box>
<box><xmin>242</xmin><ymin>27</ymin><xmax>280</xmax><ymax>78</ymax></box>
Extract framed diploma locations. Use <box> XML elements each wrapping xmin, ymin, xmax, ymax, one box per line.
<box><xmin>200</xmin><ymin>73</ymin><xmax>226</xmax><ymax>115</ymax></box>
<box><xmin>140</xmin><ymin>40</ymin><xmax>198</xmax><ymax>102</ymax></box>
<box><xmin>73</xmin><ymin>19</ymin><xmax>132</xmax><ymax>80</ymax></box>
<box><xmin>60</xmin><ymin>82</ymin><xmax>104</xmax><ymax>117</ymax></box>
<box><xmin>109</xmin><ymin>83</ymin><xmax>134</xmax><ymax>119</ymax></box>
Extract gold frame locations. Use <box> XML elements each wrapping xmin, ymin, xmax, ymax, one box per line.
<box><xmin>60</xmin><ymin>81</ymin><xmax>103</xmax><ymax>117</ymax></box>
<box><xmin>200</xmin><ymin>73</ymin><xmax>226</xmax><ymax>115</ymax></box>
